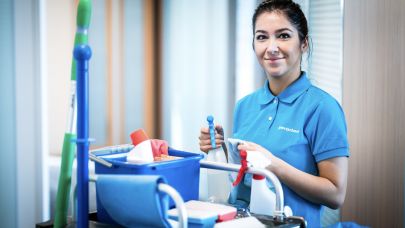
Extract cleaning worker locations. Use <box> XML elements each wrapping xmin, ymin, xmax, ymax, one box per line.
<box><xmin>199</xmin><ymin>1</ymin><xmax>350</xmax><ymax>227</ymax></box>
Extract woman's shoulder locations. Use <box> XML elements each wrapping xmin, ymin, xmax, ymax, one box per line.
<box><xmin>302</xmin><ymin>85</ymin><xmax>346</xmax><ymax>121</ymax></box>
<box><xmin>306</xmin><ymin>85</ymin><xmax>341</xmax><ymax>107</ymax></box>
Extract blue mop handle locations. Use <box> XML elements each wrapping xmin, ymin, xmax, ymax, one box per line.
<box><xmin>74</xmin><ymin>44</ymin><xmax>92</xmax><ymax>228</ymax></box>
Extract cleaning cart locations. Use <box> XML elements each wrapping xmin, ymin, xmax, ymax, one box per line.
<box><xmin>42</xmin><ymin>0</ymin><xmax>307</xmax><ymax>226</ymax></box>
<box><xmin>88</xmin><ymin>144</ymin><xmax>307</xmax><ymax>227</ymax></box>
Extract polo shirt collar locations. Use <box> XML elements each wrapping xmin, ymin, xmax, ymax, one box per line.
<box><xmin>258</xmin><ymin>72</ymin><xmax>312</xmax><ymax>105</ymax></box>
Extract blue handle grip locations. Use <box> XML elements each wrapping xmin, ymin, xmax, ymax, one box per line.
<box><xmin>207</xmin><ymin>115</ymin><xmax>216</xmax><ymax>148</ymax></box>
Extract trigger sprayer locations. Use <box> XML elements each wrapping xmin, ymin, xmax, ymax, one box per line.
<box><xmin>205</xmin><ymin>115</ymin><xmax>229</xmax><ymax>203</ymax></box>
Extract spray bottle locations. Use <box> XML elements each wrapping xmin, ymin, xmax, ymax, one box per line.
<box><xmin>246</xmin><ymin>151</ymin><xmax>276</xmax><ymax>216</ymax></box>
<box><xmin>206</xmin><ymin>115</ymin><xmax>230</xmax><ymax>203</ymax></box>
<box><xmin>127</xmin><ymin>129</ymin><xmax>154</xmax><ymax>163</ymax></box>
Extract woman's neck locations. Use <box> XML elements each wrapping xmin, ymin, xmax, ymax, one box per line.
<box><xmin>268</xmin><ymin>69</ymin><xmax>301</xmax><ymax>96</ymax></box>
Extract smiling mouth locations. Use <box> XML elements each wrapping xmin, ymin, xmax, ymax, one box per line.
<box><xmin>265</xmin><ymin>57</ymin><xmax>284</xmax><ymax>62</ymax></box>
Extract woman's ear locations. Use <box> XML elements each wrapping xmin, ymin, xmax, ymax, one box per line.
<box><xmin>301</xmin><ymin>36</ymin><xmax>309</xmax><ymax>52</ymax></box>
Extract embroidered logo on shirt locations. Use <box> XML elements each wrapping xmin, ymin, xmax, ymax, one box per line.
<box><xmin>278</xmin><ymin>126</ymin><xmax>300</xmax><ymax>134</ymax></box>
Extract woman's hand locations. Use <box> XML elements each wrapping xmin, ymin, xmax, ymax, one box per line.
<box><xmin>237</xmin><ymin>141</ymin><xmax>280</xmax><ymax>168</ymax></box>
<box><xmin>238</xmin><ymin>140</ymin><xmax>348</xmax><ymax>209</ymax></box>
<box><xmin>199</xmin><ymin>125</ymin><xmax>224</xmax><ymax>153</ymax></box>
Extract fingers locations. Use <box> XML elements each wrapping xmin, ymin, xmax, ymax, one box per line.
<box><xmin>199</xmin><ymin>139</ymin><xmax>224</xmax><ymax>153</ymax></box>
<box><xmin>198</xmin><ymin>136</ymin><xmax>225</xmax><ymax>146</ymax></box>
<box><xmin>237</xmin><ymin>141</ymin><xmax>261</xmax><ymax>152</ymax></box>
<box><xmin>237</xmin><ymin>141</ymin><xmax>274</xmax><ymax>160</ymax></box>
<box><xmin>199</xmin><ymin>127</ymin><xmax>224</xmax><ymax>140</ymax></box>
<box><xmin>200</xmin><ymin>127</ymin><xmax>210</xmax><ymax>134</ymax></box>
<box><xmin>199</xmin><ymin>127</ymin><xmax>225</xmax><ymax>153</ymax></box>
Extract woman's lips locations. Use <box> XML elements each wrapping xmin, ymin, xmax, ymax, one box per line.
<box><xmin>265</xmin><ymin>57</ymin><xmax>284</xmax><ymax>63</ymax></box>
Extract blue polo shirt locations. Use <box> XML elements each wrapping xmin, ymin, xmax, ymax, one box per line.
<box><xmin>229</xmin><ymin>72</ymin><xmax>349</xmax><ymax>227</ymax></box>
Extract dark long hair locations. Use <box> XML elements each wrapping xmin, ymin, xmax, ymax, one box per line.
<box><xmin>252</xmin><ymin>0</ymin><xmax>308</xmax><ymax>44</ymax></box>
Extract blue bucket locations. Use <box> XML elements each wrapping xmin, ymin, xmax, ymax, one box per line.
<box><xmin>93</xmin><ymin>147</ymin><xmax>203</xmax><ymax>225</ymax></box>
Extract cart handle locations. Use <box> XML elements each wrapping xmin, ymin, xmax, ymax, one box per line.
<box><xmin>89</xmin><ymin>144</ymin><xmax>134</xmax><ymax>168</ymax></box>
<box><xmin>200</xmin><ymin>160</ymin><xmax>285</xmax><ymax>222</ymax></box>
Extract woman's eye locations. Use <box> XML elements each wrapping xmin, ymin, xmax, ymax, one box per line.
<box><xmin>278</xmin><ymin>33</ymin><xmax>291</xmax><ymax>39</ymax></box>
<box><xmin>255</xmin><ymin>35</ymin><xmax>267</xmax><ymax>40</ymax></box>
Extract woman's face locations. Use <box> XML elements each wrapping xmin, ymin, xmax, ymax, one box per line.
<box><xmin>254</xmin><ymin>11</ymin><xmax>307</xmax><ymax>80</ymax></box>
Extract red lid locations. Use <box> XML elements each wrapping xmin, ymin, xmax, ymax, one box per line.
<box><xmin>253</xmin><ymin>174</ymin><xmax>265</xmax><ymax>180</ymax></box>
<box><xmin>130</xmin><ymin>129</ymin><xmax>149</xmax><ymax>146</ymax></box>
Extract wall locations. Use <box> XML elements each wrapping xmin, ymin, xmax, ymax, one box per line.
<box><xmin>0</xmin><ymin>0</ymin><xmax>49</xmax><ymax>226</ymax></box>
<box><xmin>161</xmin><ymin>0</ymin><xmax>234</xmax><ymax>152</ymax></box>
<box><xmin>342</xmin><ymin>0</ymin><xmax>405</xmax><ymax>227</ymax></box>
<box><xmin>0</xmin><ymin>1</ymin><xmax>17</xmax><ymax>227</ymax></box>
<box><xmin>15</xmin><ymin>0</ymin><xmax>50</xmax><ymax>225</ymax></box>
<box><xmin>46</xmin><ymin>0</ymin><xmax>75</xmax><ymax>154</ymax></box>
<box><xmin>47</xmin><ymin>0</ymin><xmax>147</xmax><ymax>153</ymax></box>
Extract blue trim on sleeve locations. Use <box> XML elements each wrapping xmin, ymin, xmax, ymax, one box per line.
<box><xmin>315</xmin><ymin>147</ymin><xmax>350</xmax><ymax>163</ymax></box>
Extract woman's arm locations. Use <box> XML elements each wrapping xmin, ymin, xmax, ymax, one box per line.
<box><xmin>238</xmin><ymin>142</ymin><xmax>348</xmax><ymax>209</ymax></box>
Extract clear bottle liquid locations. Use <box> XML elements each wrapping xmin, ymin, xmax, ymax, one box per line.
<box><xmin>206</xmin><ymin>147</ymin><xmax>230</xmax><ymax>204</ymax></box>
<box><xmin>250</xmin><ymin>174</ymin><xmax>276</xmax><ymax>216</ymax></box>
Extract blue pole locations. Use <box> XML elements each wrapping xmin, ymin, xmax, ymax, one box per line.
<box><xmin>74</xmin><ymin>44</ymin><xmax>92</xmax><ymax>228</ymax></box>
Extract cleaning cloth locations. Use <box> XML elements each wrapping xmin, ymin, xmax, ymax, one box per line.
<box><xmin>96</xmin><ymin>175</ymin><xmax>171</xmax><ymax>228</ymax></box>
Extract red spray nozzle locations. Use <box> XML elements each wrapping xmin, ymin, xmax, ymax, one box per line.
<box><xmin>232</xmin><ymin>150</ymin><xmax>249</xmax><ymax>187</ymax></box>
<box><xmin>240</xmin><ymin>150</ymin><xmax>247</xmax><ymax>159</ymax></box>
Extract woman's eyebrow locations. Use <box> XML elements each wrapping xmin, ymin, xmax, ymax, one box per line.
<box><xmin>255</xmin><ymin>28</ymin><xmax>293</xmax><ymax>34</ymax></box>
<box><xmin>255</xmin><ymin>30</ymin><xmax>268</xmax><ymax>34</ymax></box>
<box><xmin>275</xmin><ymin>28</ymin><xmax>293</xmax><ymax>33</ymax></box>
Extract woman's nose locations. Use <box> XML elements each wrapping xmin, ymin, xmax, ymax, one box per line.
<box><xmin>266</xmin><ymin>37</ymin><xmax>279</xmax><ymax>54</ymax></box>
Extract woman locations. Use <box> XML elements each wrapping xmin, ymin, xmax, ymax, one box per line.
<box><xmin>199</xmin><ymin>0</ymin><xmax>349</xmax><ymax>227</ymax></box>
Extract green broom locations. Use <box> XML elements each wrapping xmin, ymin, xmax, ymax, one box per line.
<box><xmin>53</xmin><ymin>1</ymin><xmax>91</xmax><ymax>227</ymax></box>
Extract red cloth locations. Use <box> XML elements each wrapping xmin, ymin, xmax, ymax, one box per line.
<box><xmin>150</xmin><ymin>139</ymin><xmax>169</xmax><ymax>158</ymax></box>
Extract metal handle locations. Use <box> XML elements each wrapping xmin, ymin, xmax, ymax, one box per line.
<box><xmin>89</xmin><ymin>144</ymin><xmax>134</xmax><ymax>168</ymax></box>
<box><xmin>89</xmin><ymin>153</ymin><xmax>113</xmax><ymax>168</ymax></box>
<box><xmin>200</xmin><ymin>160</ymin><xmax>285</xmax><ymax>222</ymax></box>
<box><xmin>158</xmin><ymin>184</ymin><xmax>188</xmax><ymax>228</ymax></box>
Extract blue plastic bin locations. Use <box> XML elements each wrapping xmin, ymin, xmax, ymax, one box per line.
<box><xmin>93</xmin><ymin>147</ymin><xmax>203</xmax><ymax>225</ymax></box>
